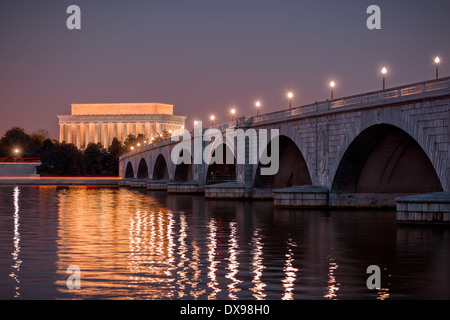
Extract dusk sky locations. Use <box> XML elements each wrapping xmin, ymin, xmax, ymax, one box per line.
<box><xmin>1</xmin><ymin>0</ymin><xmax>449</xmax><ymax>139</ymax></box>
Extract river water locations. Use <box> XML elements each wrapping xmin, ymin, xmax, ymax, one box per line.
<box><xmin>0</xmin><ymin>186</ymin><xmax>449</xmax><ymax>300</ymax></box>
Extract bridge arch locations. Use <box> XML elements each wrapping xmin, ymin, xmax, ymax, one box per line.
<box><xmin>153</xmin><ymin>154</ymin><xmax>169</xmax><ymax>180</ymax></box>
<box><xmin>205</xmin><ymin>143</ymin><xmax>236</xmax><ymax>185</ymax></box>
<box><xmin>331</xmin><ymin>124</ymin><xmax>443</xmax><ymax>194</ymax></box>
<box><xmin>125</xmin><ymin>161</ymin><xmax>135</xmax><ymax>179</ymax></box>
<box><xmin>254</xmin><ymin>135</ymin><xmax>312</xmax><ymax>189</ymax></box>
<box><xmin>174</xmin><ymin>150</ymin><xmax>193</xmax><ymax>182</ymax></box>
<box><xmin>137</xmin><ymin>158</ymin><xmax>149</xmax><ymax>179</ymax></box>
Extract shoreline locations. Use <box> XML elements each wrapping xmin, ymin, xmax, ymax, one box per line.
<box><xmin>0</xmin><ymin>177</ymin><xmax>121</xmax><ymax>186</ymax></box>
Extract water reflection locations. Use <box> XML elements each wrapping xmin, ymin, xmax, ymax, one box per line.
<box><xmin>250</xmin><ymin>228</ymin><xmax>266</xmax><ymax>300</ymax></box>
<box><xmin>324</xmin><ymin>254</ymin><xmax>340</xmax><ymax>300</ymax></box>
<box><xmin>207</xmin><ymin>218</ymin><xmax>220</xmax><ymax>299</ymax></box>
<box><xmin>9</xmin><ymin>186</ymin><xmax>21</xmax><ymax>298</ymax></box>
<box><xmin>282</xmin><ymin>238</ymin><xmax>298</xmax><ymax>300</ymax></box>
<box><xmin>19</xmin><ymin>187</ymin><xmax>443</xmax><ymax>300</ymax></box>
<box><xmin>226</xmin><ymin>221</ymin><xmax>242</xmax><ymax>300</ymax></box>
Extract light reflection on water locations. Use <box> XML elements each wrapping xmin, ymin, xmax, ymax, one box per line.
<box><xmin>0</xmin><ymin>186</ymin><xmax>450</xmax><ymax>300</ymax></box>
<box><xmin>9</xmin><ymin>187</ymin><xmax>21</xmax><ymax>298</ymax></box>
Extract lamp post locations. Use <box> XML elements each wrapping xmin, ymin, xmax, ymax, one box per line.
<box><xmin>435</xmin><ymin>57</ymin><xmax>440</xmax><ymax>79</ymax></box>
<box><xmin>381</xmin><ymin>67</ymin><xmax>387</xmax><ymax>90</ymax></box>
<box><xmin>210</xmin><ymin>115</ymin><xmax>215</xmax><ymax>127</ymax></box>
<box><xmin>330</xmin><ymin>81</ymin><xmax>335</xmax><ymax>99</ymax></box>
<box><xmin>255</xmin><ymin>101</ymin><xmax>261</xmax><ymax>116</ymax></box>
<box><xmin>14</xmin><ymin>149</ymin><xmax>19</xmax><ymax>162</ymax></box>
<box><xmin>287</xmin><ymin>91</ymin><xmax>294</xmax><ymax>109</ymax></box>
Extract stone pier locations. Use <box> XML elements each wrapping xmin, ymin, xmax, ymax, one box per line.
<box><xmin>273</xmin><ymin>186</ymin><xmax>329</xmax><ymax>208</ymax></box>
<box><xmin>396</xmin><ymin>192</ymin><xmax>450</xmax><ymax>224</ymax></box>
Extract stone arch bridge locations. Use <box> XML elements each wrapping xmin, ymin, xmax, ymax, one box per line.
<box><xmin>119</xmin><ymin>77</ymin><xmax>450</xmax><ymax>221</ymax></box>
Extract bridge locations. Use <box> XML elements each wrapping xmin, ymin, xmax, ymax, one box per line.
<box><xmin>119</xmin><ymin>77</ymin><xmax>450</xmax><ymax>224</ymax></box>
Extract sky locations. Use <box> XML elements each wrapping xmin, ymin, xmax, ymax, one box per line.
<box><xmin>1</xmin><ymin>0</ymin><xmax>449</xmax><ymax>139</ymax></box>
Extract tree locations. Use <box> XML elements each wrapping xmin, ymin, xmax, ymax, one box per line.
<box><xmin>32</xmin><ymin>129</ymin><xmax>50</xmax><ymax>140</ymax></box>
<box><xmin>123</xmin><ymin>133</ymin><xmax>148</xmax><ymax>152</ymax></box>
<box><xmin>0</xmin><ymin>127</ymin><xmax>34</xmax><ymax>158</ymax></box>
<box><xmin>104</xmin><ymin>137</ymin><xmax>123</xmax><ymax>176</ymax></box>
<box><xmin>153</xmin><ymin>129</ymin><xmax>171</xmax><ymax>143</ymax></box>
<box><xmin>37</xmin><ymin>142</ymin><xmax>85</xmax><ymax>176</ymax></box>
<box><xmin>84</xmin><ymin>143</ymin><xmax>105</xmax><ymax>176</ymax></box>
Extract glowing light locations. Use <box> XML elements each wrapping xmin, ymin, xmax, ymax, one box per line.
<box><xmin>287</xmin><ymin>92</ymin><xmax>294</xmax><ymax>99</ymax></box>
<box><xmin>230</xmin><ymin>108</ymin><xmax>236</xmax><ymax>115</ymax></box>
<box><xmin>381</xmin><ymin>67</ymin><xmax>387</xmax><ymax>75</ymax></box>
<box><xmin>435</xmin><ymin>56</ymin><xmax>441</xmax><ymax>64</ymax></box>
<box><xmin>330</xmin><ymin>81</ymin><xmax>335</xmax><ymax>88</ymax></box>
<box><xmin>130</xmin><ymin>146</ymin><xmax>134</xmax><ymax>150</ymax></box>
<box><xmin>210</xmin><ymin>115</ymin><xmax>215</xmax><ymax>121</ymax></box>
<box><xmin>137</xmin><ymin>143</ymin><xmax>140</xmax><ymax>147</ymax></box>
<box><xmin>255</xmin><ymin>101</ymin><xmax>261</xmax><ymax>108</ymax></box>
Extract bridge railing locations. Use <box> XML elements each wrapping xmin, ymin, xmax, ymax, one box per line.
<box><xmin>250</xmin><ymin>77</ymin><xmax>450</xmax><ymax>125</ymax></box>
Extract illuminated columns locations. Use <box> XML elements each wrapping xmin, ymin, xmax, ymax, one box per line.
<box><xmin>59</xmin><ymin>125</ymin><xmax>64</xmax><ymax>143</ymax></box>
<box><xmin>75</xmin><ymin>123</ymin><xmax>81</xmax><ymax>149</ymax></box>
<box><xmin>67</xmin><ymin>123</ymin><xmax>73</xmax><ymax>144</ymax></box>
<box><xmin>122</xmin><ymin>123</ymin><xmax>128</xmax><ymax>141</ymax></box>
<box><xmin>84</xmin><ymin>123</ymin><xmax>89</xmax><ymax>147</ymax></box>
<box><xmin>103</xmin><ymin>123</ymin><xmax>108</xmax><ymax>147</ymax></box>
<box><xmin>95</xmin><ymin>123</ymin><xmax>100</xmax><ymax>144</ymax></box>
<box><xmin>113</xmin><ymin>123</ymin><xmax>118</xmax><ymax>141</ymax></box>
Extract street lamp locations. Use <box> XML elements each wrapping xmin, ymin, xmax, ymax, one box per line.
<box><xmin>14</xmin><ymin>149</ymin><xmax>20</xmax><ymax>162</ymax></box>
<box><xmin>287</xmin><ymin>91</ymin><xmax>294</xmax><ymax>109</ymax></box>
<box><xmin>435</xmin><ymin>57</ymin><xmax>440</xmax><ymax>79</ymax></box>
<box><xmin>381</xmin><ymin>67</ymin><xmax>387</xmax><ymax>90</ymax></box>
<box><xmin>255</xmin><ymin>101</ymin><xmax>261</xmax><ymax>116</ymax></box>
<box><xmin>210</xmin><ymin>115</ymin><xmax>215</xmax><ymax>127</ymax></box>
<box><xmin>330</xmin><ymin>81</ymin><xmax>335</xmax><ymax>99</ymax></box>
<box><xmin>230</xmin><ymin>108</ymin><xmax>236</xmax><ymax>121</ymax></box>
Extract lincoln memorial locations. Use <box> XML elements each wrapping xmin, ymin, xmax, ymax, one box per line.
<box><xmin>58</xmin><ymin>103</ymin><xmax>186</xmax><ymax>149</ymax></box>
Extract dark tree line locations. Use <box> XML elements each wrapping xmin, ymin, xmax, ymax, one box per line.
<box><xmin>0</xmin><ymin>127</ymin><xmax>124</xmax><ymax>176</ymax></box>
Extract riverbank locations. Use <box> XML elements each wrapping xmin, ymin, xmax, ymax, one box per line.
<box><xmin>0</xmin><ymin>177</ymin><xmax>121</xmax><ymax>186</ymax></box>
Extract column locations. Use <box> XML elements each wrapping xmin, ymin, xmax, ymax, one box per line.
<box><xmin>113</xmin><ymin>123</ymin><xmax>118</xmax><ymax>141</ymax></box>
<box><xmin>67</xmin><ymin>123</ymin><xmax>73</xmax><ymax>144</ymax></box>
<box><xmin>117</xmin><ymin>122</ymin><xmax>123</xmax><ymax>143</ymax></box>
<box><xmin>76</xmin><ymin>123</ymin><xmax>81</xmax><ymax>149</ymax></box>
<box><xmin>85</xmin><ymin>123</ymin><xmax>90</xmax><ymax>147</ymax></box>
<box><xmin>122</xmin><ymin>123</ymin><xmax>128</xmax><ymax>142</ymax></box>
<box><xmin>95</xmin><ymin>123</ymin><xmax>100</xmax><ymax>144</ymax></box>
<box><xmin>135</xmin><ymin>122</ymin><xmax>141</xmax><ymax>136</ymax></box>
<box><xmin>80</xmin><ymin>123</ymin><xmax>86</xmax><ymax>149</ymax></box>
<box><xmin>89</xmin><ymin>123</ymin><xmax>95</xmax><ymax>145</ymax></box>
<box><xmin>103</xmin><ymin>123</ymin><xmax>109</xmax><ymax>147</ymax></box>
<box><xmin>151</xmin><ymin>123</ymin><xmax>156</xmax><ymax>139</ymax></box>
<box><xmin>145</xmin><ymin>123</ymin><xmax>151</xmax><ymax>140</ymax></box>
<box><xmin>59</xmin><ymin>123</ymin><xmax>64</xmax><ymax>143</ymax></box>
<box><xmin>132</xmin><ymin>123</ymin><xmax>137</xmax><ymax>136</ymax></box>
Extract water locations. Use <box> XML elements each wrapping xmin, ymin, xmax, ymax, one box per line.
<box><xmin>0</xmin><ymin>186</ymin><xmax>449</xmax><ymax>300</ymax></box>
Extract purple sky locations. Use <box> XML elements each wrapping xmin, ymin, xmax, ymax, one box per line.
<box><xmin>1</xmin><ymin>0</ymin><xmax>449</xmax><ymax>139</ymax></box>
